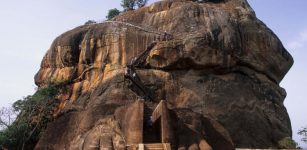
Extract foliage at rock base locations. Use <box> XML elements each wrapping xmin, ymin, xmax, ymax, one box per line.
<box><xmin>278</xmin><ymin>137</ymin><xmax>298</xmax><ymax>149</ymax></box>
<box><xmin>0</xmin><ymin>85</ymin><xmax>59</xmax><ymax>150</ymax></box>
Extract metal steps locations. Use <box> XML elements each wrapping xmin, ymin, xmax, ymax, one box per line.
<box><xmin>126</xmin><ymin>74</ymin><xmax>153</xmax><ymax>100</ymax></box>
<box><xmin>132</xmin><ymin>42</ymin><xmax>157</xmax><ymax>68</ymax></box>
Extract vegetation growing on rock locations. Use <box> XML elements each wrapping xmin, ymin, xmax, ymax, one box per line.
<box><xmin>106</xmin><ymin>8</ymin><xmax>121</xmax><ymax>20</ymax></box>
<box><xmin>84</xmin><ymin>20</ymin><xmax>96</xmax><ymax>25</ymax></box>
<box><xmin>121</xmin><ymin>0</ymin><xmax>148</xmax><ymax>11</ymax></box>
<box><xmin>277</xmin><ymin>137</ymin><xmax>298</xmax><ymax>149</ymax></box>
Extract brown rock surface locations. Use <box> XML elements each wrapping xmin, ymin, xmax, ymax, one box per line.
<box><xmin>34</xmin><ymin>0</ymin><xmax>293</xmax><ymax>149</ymax></box>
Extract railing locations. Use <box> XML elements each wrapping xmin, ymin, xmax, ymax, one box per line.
<box><xmin>104</xmin><ymin>21</ymin><xmax>163</xmax><ymax>35</ymax></box>
<box><xmin>87</xmin><ymin>19</ymin><xmax>164</xmax><ymax>36</ymax></box>
<box><xmin>132</xmin><ymin>42</ymin><xmax>157</xmax><ymax>68</ymax></box>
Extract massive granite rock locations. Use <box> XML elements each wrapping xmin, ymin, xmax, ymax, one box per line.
<box><xmin>34</xmin><ymin>0</ymin><xmax>293</xmax><ymax>149</ymax></box>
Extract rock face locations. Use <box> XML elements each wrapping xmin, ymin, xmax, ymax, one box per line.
<box><xmin>34</xmin><ymin>0</ymin><xmax>293</xmax><ymax>149</ymax></box>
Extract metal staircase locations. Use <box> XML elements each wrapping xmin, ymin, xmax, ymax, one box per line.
<box><xmin>132</xmin><ymin>42</ymin><xmax>157</xmax><ymax>68</ymax></box>
<box><xmin>124</xmin><ymin>68</ymin><xmax>154</xmax><ymax>101</ymax></box>
<box><xmin>124</xmin><ymin>42</ymin><xmax>157</xmax><ymax>101</ymax></box>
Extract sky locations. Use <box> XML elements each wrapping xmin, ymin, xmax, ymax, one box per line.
<box><xmin>0</xmin><ymin>0</ymin><xmax>306</xmax><ymax>148</ymax></box>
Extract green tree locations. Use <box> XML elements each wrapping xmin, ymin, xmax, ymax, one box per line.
<box><xmin>298</xmin><ymin>126</ymin><xmax>307</xmax><ymax>143</ymax></box>
<box><xmin>0</xmin><ymin>85</ymin><xmax>60</xmax><ymax>150</ymax></box>
<box><xmin>136</xmin><ymin>0</ymin><xmax>148</xmax><ymax>8</ymax></box>
<box><xmin>120</xmin><ymin>0</ymin><xmax>148</xmax><ymax>11</ymax></box>
<box><xmin>121</xmin><ymin>0</ymin><xmax>135</xmax><ymax>11</ymax></box>
<box><xmin>106</xmin><ymin>8</ymin><xmax>121</xmax><ymax>20</ymax></box>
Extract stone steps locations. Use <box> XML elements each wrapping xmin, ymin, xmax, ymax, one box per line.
<box><xmin>127</xmin><ymin>143</ymin><xmax>171</xmax><ymax>150</ymax></box>
<box><xmin>144</xmin><ymin>143</ymin><xmax>164</xmax><ymax>150</ymax></box>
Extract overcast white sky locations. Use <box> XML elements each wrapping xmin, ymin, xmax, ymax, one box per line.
<box><xmin>0</xmin><ymin>0</ymin><xmax>306</xmax><ymax>148</ymax></box>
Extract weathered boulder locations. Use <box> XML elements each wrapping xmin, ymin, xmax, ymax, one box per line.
<box><xmin>34</xmin><ymin>0</ymin><xmax>293</xmax><ymax>149</ymax></box>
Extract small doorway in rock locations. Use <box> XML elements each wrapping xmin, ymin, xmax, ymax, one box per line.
<box><xmin>143</xmin><ymin>117</ymin><xmax>161</xmax><ymax>143</ymax></box>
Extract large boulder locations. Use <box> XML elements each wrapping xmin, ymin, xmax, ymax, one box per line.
<box><xmin>34</xmin><ymin>0</ymin><xmax>293</xmax><ymax>149</ymax></box>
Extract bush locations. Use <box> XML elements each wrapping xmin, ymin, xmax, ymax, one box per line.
<box><xmin>278</xmin><ymin>137</ymin><xmax>298</xmax><ymax>149</ymax></box>
<box><xmin>0</xmin><ymin>85</ymin><xmax>60</xmax><ymax>150</ymax></box>
<box><xmin>84</xmin><ymin>20</ymin><xmax>96</xmax><ymax>25</ymax></box>
<box><xmin>121</xmin><ymin>0</ymin><xmax>136</xmax><ymax>11</ymax></box>
<box><xmin>106</xmin><ymin>8</ymin><xmax>121</xmax><ymax>20</ymax></box>
<box><xmin>136</xmin><ymin>0</ymin><xmax>148</xmax><ymax>8</ymax></box>
<box><xmin>121</xmin><ymin>0</ymin><xmax>148</xmax><ymax>11</ymax></box>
